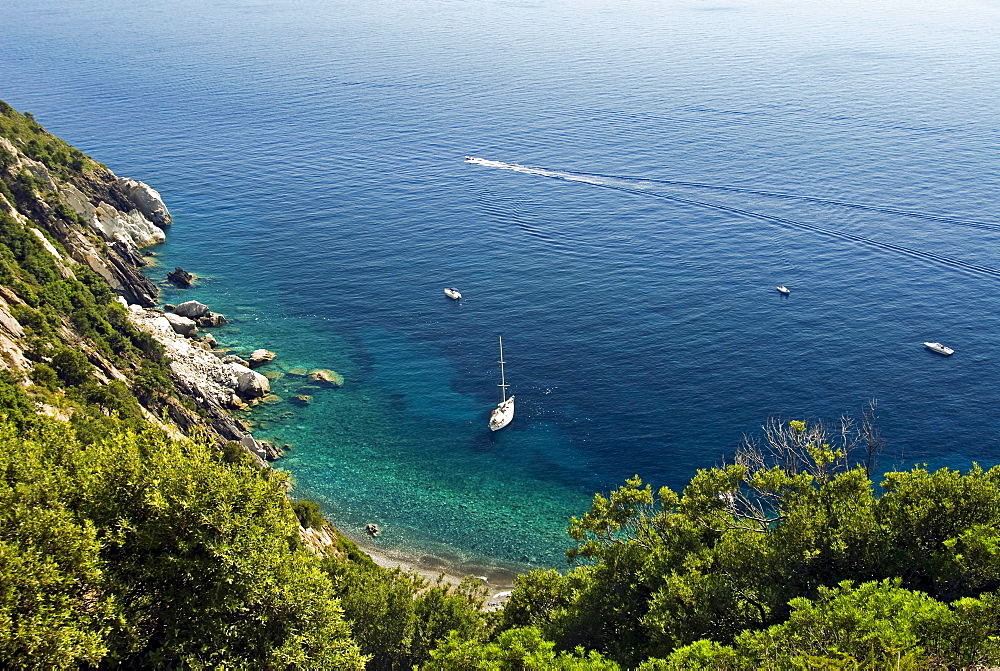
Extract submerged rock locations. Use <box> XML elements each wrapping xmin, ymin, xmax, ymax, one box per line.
<box><xmin>249</xmin><ymin>349</ymin><xmax>276</xmax><ymax>368</ymax></box>
<box><xmin>287</xmin><ymin>367</ymin><xmax>309</xmax><ymax>376</ymax></box>
<box><xmin>291</xmin><ymin>394</ymin><xmax>312</xmax><ymax>406</ymax></box>
<box><xmin>309</xmin><ymin>369</ymin><xmax>344</xmax><ymax>387</ymax></box>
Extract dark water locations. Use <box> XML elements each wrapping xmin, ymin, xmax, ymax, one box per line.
<box><xmin>4</xmin><ymin>0</ymin><xmax>1000</xmax><ymax>569</ymax></box>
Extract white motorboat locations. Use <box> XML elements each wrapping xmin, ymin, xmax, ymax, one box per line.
<box><xmin>489</xmin><ymin>336</ymin><xmax>515</xmax><ymax>431</ymax></box>
<box><xmin>776</xmin><ymin>285</ymin><xmax>790</xmax><ymax>295</ymax></box>
<box><xmin>444</xmin><ymin>287</ymin><xmax>462</xmax><ymax>300</ymax></box>
<box><xmin>923</xmin><ymin>342</ymin><xmax>954</xmax><ymax>356</ymax></box>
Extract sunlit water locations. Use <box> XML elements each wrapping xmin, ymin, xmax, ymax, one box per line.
<box><xmin>4</xmin><ymin>0</ymin><xmax>1000</xmax><ymax>570</ymax></box>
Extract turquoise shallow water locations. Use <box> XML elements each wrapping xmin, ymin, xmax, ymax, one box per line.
<box><xmin>4</xmin><ymin>0</ymin><xmax>1000</xmax><ymax>569</ymax></box>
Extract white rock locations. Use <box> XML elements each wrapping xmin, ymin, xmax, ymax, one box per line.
<box><xmin>56</xmin><ymin>181</ymin><xmax>166</xmax><ymax>249</ymax></box>
<box><xmin>29</xmin><ymin>227</ymin><xmax>65</xmax><ymax>260</ymax></box>
<box><xmin>116</xmin><ymin>177</ymin><xmax>172</xmax><ymax>227</ymax></box>
<box><xmin>249</xmin><ymin>348</ymin><xmax>276</xmax><ymax>367</ymax></box>
<box><xmin>163</xmin><ymin>312</ymin><xmax>197</xmax><ymax>336</ymax></box>
<box><xmin>127</xmin><ymin>307</ymin><xmax>252</xmax><ymax>407</ymax></box>
<box><xmin>174</xmin><ymin>300</ymin><xmax>210</xmax><ymax>319</ymax></box>
<box><xmin>22</xmin><ymin>157</ymin><xmax>58</xmax><ymax>192</ymax></box>
<box><xmin>229</xmin><ymin>363</ymin><xmax>270</xmax><ymax>398</ymax></box>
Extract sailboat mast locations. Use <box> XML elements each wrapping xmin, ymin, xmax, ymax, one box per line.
<box><xmin>498</xmin><ymin>336</ymin><xmax>507</xmax><ymax>403</ymax></box>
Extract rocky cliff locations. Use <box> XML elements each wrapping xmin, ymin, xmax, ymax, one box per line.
<box><xmin>0</xmin><ymin>101</ymin><xmax>278</xmax><ymax>461</ymax></box>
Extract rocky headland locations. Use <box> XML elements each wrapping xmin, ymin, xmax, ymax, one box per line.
<box><xmin>0</xmin><ymin>108</ymin><xmax>283</xmax><ymax>463</ymax></box>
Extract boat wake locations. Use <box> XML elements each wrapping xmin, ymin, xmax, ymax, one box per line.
<box><xmin>465</xmin><ymin>156</ymin><xmax>616</xmax><ymax>188</ymax></box>
<box><xmin>464</xmin><ymin>156</ymin><xmax>1000</xmax><ymax>280</ymax></box>
<box><xmin>556</xmin><ymin>168</ymin><xmax>1000</xmax><ymax>233</ymax></box>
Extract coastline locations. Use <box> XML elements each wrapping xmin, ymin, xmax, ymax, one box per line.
<box><xmin>134</xmin><ymin>248</ymin><xmax>529</xmax><ymax>601</ymax></box>
<box><xmin>353</xmin><ymin>535</ymin><xmax>521</xmax><ymax>605</ymax></box>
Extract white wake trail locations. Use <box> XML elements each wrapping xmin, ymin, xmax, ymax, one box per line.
<box><xmin>462</xmin><ymin>155</ymin><xmax>1000</xmax><ymax>280</ymax></box>
<box><xmin>464</xmin><ymin>156</ymin><xmax>614</xmax><ymax>188</ymax></box>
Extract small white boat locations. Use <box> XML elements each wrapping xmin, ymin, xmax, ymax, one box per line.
<box><xmin>776</xmin><ymin>285</ymin><xmax>790</xmax><ymax>295</ymax></box>
<box><xmin>489</xmin><ymin>336</ymin><xmax>515</xmax><ymax>431</ymax></box>
<box><xmin>923</xmin><ymin>342</ymin><xmax>954</xmax><ymax>356</ymax></box>
<box><xmin>444</xmin><ymin>288</ymin><xmax>462</xmax><ymax>300</ymax></box>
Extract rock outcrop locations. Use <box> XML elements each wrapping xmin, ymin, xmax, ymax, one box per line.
<box><xmin>0</xmin><ymin>106</ymin><xmax>282</xmax><ymax>468</ymax></box>
<box><xmin>196</xmin><ymin>312</ymin><xmax>227</xmax><ymax>327</ymax></box>
<box><xmin>167</xmin><ymin>266</ymin><xmax>194</xmax><ymax>288</ymax></box>
<box><xmin>127</xmin><ymin>304</ymin><xmax>276</xmax><ymax>405</ymax></box>
<box><xmin>0</xmin><ymin>135</ymin><xmax>160</xmax><ymax>307</ymax></box>
<box><xmin>249</xmin><ymin>349</ymin><xmax>276</xmax><ymax>367</ymax></box>
<box><xmin>171</xmin><ymin>300</ymin><xmax>227</xmax><ymax>327</ymax></box>
<box><xmin>231</xmin><ymin>363</ymin><xmax>270</xmax><ymax>399</ymax></box>
<box><xmin>0</xmin><ymin>292</ymin><xmax>30</xmax><ymax>373</ymax></box>
<box><xmin>58</xmin><ymin>181</ymin><xmax>166</xmax><ymax>247</ymax></box>
<box><xmin>115</xmin><ymin>176</ymin><xmax>172</xmax><ymax>227</ymax></box>
<box><xmin>163</xmin><ymin>312</ymin><xmax>198</xmax><ymax>336</ymax></box>
<box><xmin>173</xmin><ymin>300</ymin><xmax>210</xmax><ymax>319</ymax></box>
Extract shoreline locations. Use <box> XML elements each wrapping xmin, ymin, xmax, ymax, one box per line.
<box><xmin>354</xmin><ymin>535</ymin><xmax>522</xmax><ymax>598</ymax></box>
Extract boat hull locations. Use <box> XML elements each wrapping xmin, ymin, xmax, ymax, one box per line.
<box><xmin>923</xmin><ymin>342</ymin><xmax>954</xmax><ymax>355</ymax></box>
<box><xmin>444</xmin><ymin>288</ymin><xmax>462</xmax><ymax>300</ymax></box>
<box><xmin>489</xmin><ymin>396</ymin><xmax>515</xmax><ymax>431</ymax></box>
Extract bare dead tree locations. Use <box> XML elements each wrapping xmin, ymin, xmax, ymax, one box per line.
<box><xmin>860</xmin><ymin>399</ymin><xmax>885</xmax><ymax>478</ymax></box>
<box><xmin>712</xmin><ymin>403</ymin><xmax>883</xmax><ymax>532</ymax></box>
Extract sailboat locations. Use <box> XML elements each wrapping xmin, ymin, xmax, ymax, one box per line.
<box><xmin>489</xmin><ymin>336</ymin><xmax>515</xmax><ymax>431</ymax></box>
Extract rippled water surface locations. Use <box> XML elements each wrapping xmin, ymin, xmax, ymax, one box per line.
<box><xmin>4</xmin><ymin>0</ymin><xmax>1000</xmax><ymax>568</ymax></box>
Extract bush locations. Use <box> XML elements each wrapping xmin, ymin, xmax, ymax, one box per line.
<box><xmin>220</xmin><ymin>441</ymin><xmax>252</xmax><ymax>465</ymax></box>
<box><xmin>29</xmin><ymin>363</ymin><xmax>58</xmax><ymax>390</ymax></box>
<box><xmin>293</xmin><ymin>499</ymin><xmax>326</xmax><ymax>529</ymax></box>
<box><xmin>50</xmin><ymin>348</ymin><xmax>92</xmax><ymax>387</ymax></box>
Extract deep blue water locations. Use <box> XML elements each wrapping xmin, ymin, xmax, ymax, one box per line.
<box><xmin>4</xmin><ymin>0</ymin><xmax>1000</xmax><ymax>570</ymax></box>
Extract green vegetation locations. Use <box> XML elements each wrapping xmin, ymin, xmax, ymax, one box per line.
<box><xmin>322</xmin><ymin>560</ymin><xmax>489</xmax><ymax>669</ymax></box>
<box><xmin>497</xmin><ymin>413</ymin><xmax>1000</xmax><ymax>668</ymax></box>
<box><xmin>293</xmin><ymin>499</ymin><xmax>327</xmax><ymax>529</ymax></box>
<box><xmin>0</xmin><ymin>206</ymin><xmax>173</xmax><ymax>415</ymax></box>
<box><xmin>0</xmin><ymin>101</ymin><xmax>92</xmax><ymax>177</ymax></box>
<box><xmin>0</xmin><ymin>373</ymin><xmax>365</xmax><ymax>668</ymax></box>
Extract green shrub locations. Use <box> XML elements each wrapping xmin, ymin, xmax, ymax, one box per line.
<box><xmin>220</xmin><ymin>440</ymin><xmax>252</xmax><ymax>465</ymax></box>
<box><xmin>50</xmin><ymin>348</ymin><xmax>92</xmax><ymax>387</ymax></box>
<box><xmin>132</xmin><ymin>361</ymin><xmax>173</xmax><ymax>405</ymax></box>
<box><xmin>293</xmin><ymin>499</ymin><xmax>326</xmax><ymax>529</ymax></box>
<box><xmin>29</xmin><ymin>363</ymin><xmax>58</xmax><ymax>390</ymax></box>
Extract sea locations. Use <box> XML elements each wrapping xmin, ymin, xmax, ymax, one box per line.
<box><xmin>3</xmin><ymin>0</ymin><xmax>1000</xmax><ymax>571</ymax></box>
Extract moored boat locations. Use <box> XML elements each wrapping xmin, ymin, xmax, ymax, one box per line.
<box><xmin>923</xmin><ymin>342</ymin><xmax>954</xmax><ymax>356</ymax></box>
<box><xmin>489</xmin><ymin>336</ymin><xmax>515</xmax><ymax>431</ymax></box>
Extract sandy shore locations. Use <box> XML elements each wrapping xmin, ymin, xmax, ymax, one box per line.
<box><xmin>354</xmin><ymin>537</ymin><xmax>523</xmax><ymax>608</ymax></box>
